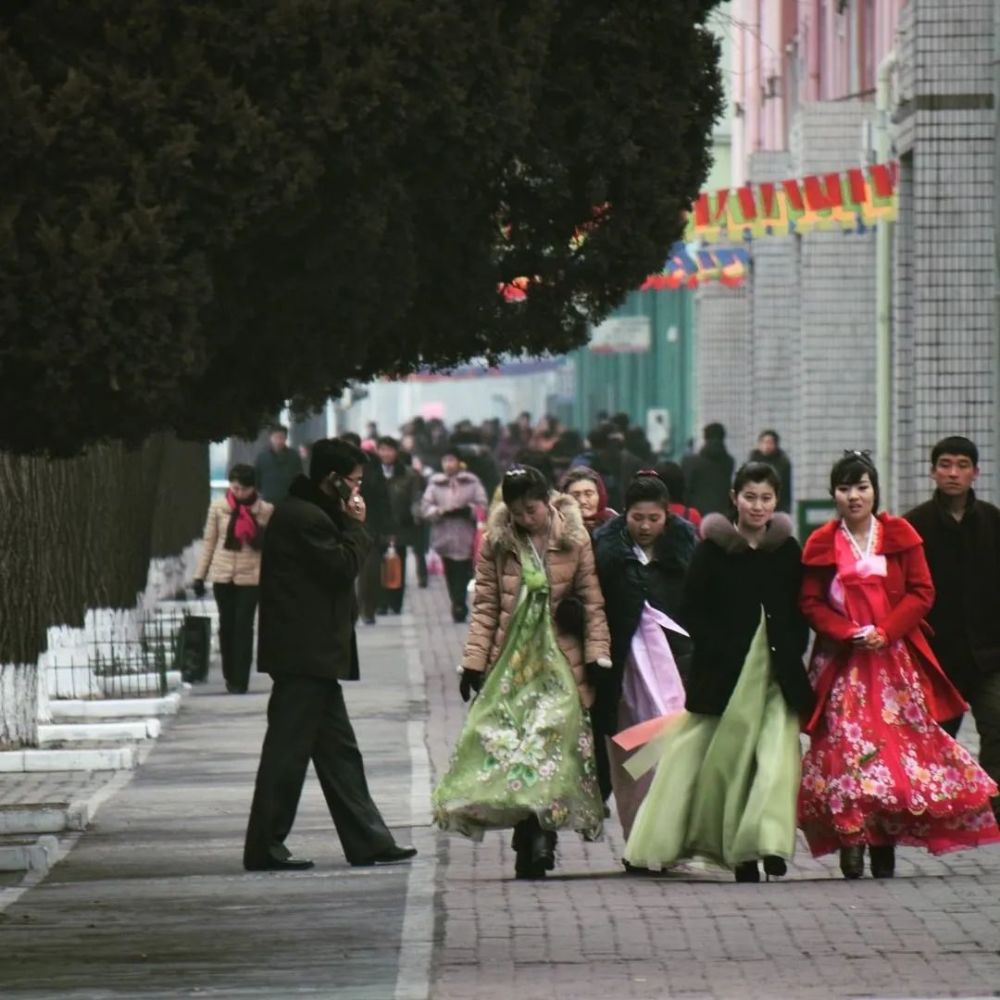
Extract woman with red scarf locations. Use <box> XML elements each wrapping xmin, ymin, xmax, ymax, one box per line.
<box><xmin>193</xmin><ymin>464</ymin><xmax>274</xmax><ymax>693</ymax></box>
<box><xmin>798</xmin><ymin>452</ymin><xmax>1000</xmax><ymax>878</ymax></box>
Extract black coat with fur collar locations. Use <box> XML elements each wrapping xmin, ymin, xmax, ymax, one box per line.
<box><xmin>681</xmin><ymin>513</ymin><xmax>813</xmax><ymax>716</ymax></box>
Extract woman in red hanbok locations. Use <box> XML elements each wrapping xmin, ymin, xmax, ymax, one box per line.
<box><xmin>798</xmin><ymin>452</ymin><xmax>1000</xmax><ymax>878</ymax></box>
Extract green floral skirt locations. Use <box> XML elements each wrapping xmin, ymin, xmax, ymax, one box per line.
<box><xmin>432</xmin><ymin>578</ymin><xmax>604</xmax><ymax>841</ymax></box>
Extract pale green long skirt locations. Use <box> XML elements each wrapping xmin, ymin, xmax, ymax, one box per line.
<box><xmin>624</xmin><ymin>614</ymin><xmax>801</xmax><ymax>871</ymax></box>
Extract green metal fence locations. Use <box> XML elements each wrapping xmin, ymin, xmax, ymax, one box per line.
<box><xmin>571</xmin><ymin>288</ymin><xmax>695</xmax><ymax>458</ymax></box>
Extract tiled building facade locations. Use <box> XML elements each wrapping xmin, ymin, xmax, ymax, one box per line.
<box><xmin>694</xmin><ymin>0</ymin><xmax>997</xmax><ymax>516</ymax></box>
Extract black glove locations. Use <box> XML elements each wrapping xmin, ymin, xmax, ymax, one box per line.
<box><xmin>459</xmin><ymin>668</ymin><xmax>484</xmax><ymax>703</ymax></box>
<box><xmin>585</xmin><ymin>661</ymin><xmax>603</xmax><ymax>687</ymax></box>
<box><xmin>192</xmin><ymin>579</ymin><xmax>206</xmax><ymax>598</ymax></box>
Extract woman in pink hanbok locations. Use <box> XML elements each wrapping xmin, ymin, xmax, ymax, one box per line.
<box><xmin>798</xmin><ymin>452</ymin><xmax>1000</xmax><ymax>878</ymax></box>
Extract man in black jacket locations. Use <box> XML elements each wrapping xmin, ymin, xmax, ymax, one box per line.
<box><xmin>340</xmin><ymin>432</ymin><xmax>391</xmax><ymax>624</ymax></box>
<box><xmin>243</xmin><ymin>438</ymin><xmax>416</xmax><ymax>871</ymax></box>
<box><xmin>905</xmin><ymin>436</ymin><xmax>1000</xmax><ymax>817</ymax></box>
<box><xmin>683</xmin><ymin>423</ymin><xmax>735</xmax><ymax>515</ymax></box>
<box><xmin>749</xmin><ymin>429</ymin><xmax>793</xmax><ymax>514</ymax></box>
<box><xmin>375</xmin><ymin>435</ymin><xmax>423</xmax><ymax>613</ymax></box>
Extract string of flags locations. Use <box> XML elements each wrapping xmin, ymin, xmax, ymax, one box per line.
<box><xmin>684</xmin><ymin>161</ymin><xmax>897</xmax><ymax>241</ymax></box>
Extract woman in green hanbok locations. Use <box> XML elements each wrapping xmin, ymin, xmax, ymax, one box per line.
<box><xmin>624</xmin><ymin>462</ymin><xmax>814</xmax><ymax>881</ymax></box>
<box><xmin>432</xmin><ymin>465</ymin><xmax>612</xmax><ymax>878</ymax></box>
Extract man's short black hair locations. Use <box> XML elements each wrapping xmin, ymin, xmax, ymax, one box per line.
<box><xmin>758</xmin><ymin>429</ymin><xmax>780</xmax><ymax>445</ymax></box>
<box><xmin>931</xmin><ymin>436</ymin><xmax>978</xmax><ymax>467</ymax></box>
<box><xmin>377</xmin><ymin>435</ymin><xmax>399</xmax><ymax>450</ymax></box>
<box><xmin>311</xmin><ymin>439</ymin><xmax>365</xmax><ymax>483</ymax></box>
<box><xmin>704</xmin><ymin>422</ymin><xmax>726</xmax><ymax>441</ymax></box>
<box><xmin>270</xmin><ymin>424</ymin><xmax>289</xmax><ymax>436</ymax></box>
<box><xmin>339</xmin><ymin>431</ymin><xmax>362</xmax><ymax>447</ymax></box>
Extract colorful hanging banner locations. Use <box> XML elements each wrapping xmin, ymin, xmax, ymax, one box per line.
<box><xmin>640</xmin><ymin>242</ymin><xmax>749</xmax><ymax>291</ymax></box>
<box><xmin>683</xmin><ymin>162</ymin><xmax>898</xmax><ymax>242</ymax></box>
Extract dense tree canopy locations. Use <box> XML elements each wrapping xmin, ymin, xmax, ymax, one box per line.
<box><xmin>0</xmin><ymin>0</ymin><xmax>722</xmax><ymax>455</ymax></box>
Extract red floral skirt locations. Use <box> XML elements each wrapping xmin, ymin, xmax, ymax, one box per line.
<box><xmin>798</xmin><ymin>642</ymin><xmax>1000</xmax><ymax>857</ymax></box>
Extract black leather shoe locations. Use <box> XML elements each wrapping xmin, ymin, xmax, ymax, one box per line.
<box><xmin>734</xmin><ymin>861</ymin><xmax>760</xmax><ymax>883</ymax></box>
<box><xmin>869</xmin><ymin>845</ymin><xmax>895</xmax><ymax>878</ymax></box>
<box><xmin>351</xmin><ymin>844</ymin><xmax>417</xmax><ymax>867</ymax></box>
<box><xmin>840</xmin><ymin>845</ymin><xmax>865</xmax><ymax>879</ymax></box>
<box><xmin>244</xmin><ymin>855</ymin><xmax>314</xmax><ymax>872</ymax></box>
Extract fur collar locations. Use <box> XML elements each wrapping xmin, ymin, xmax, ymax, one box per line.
<box><xmin>487</xmin><ymin>492</ymin><xmax>588</xmax><ymax>554</ymax></box>
<box><xmin>802</xmin><ymin>512</ymin><xmax>922</xmax><ymax>566</ymax></box>
<box><xmin>701</xmin><ymin>512</ymin><xmax>794</xmax><ymax>554</ymax></box>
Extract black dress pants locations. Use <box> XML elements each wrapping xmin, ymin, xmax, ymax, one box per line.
<box><xmin>443</xmin><ymin>557</ymin><xmax>474</xmax><ymax>619</ymax></box>
<box><xmin>244</xmin><ymin>675</ymin><xmax>396</xmax><ymax>867</ymax></box>
<box><xmin>213</xmin><ymin>583</ymin><xmax>259</xmax><ymax>693</ymax></box>
<box><xmin>357</xmin><ymin>537</ymin><xmax>383</xmax><ymax>621</ymax></box>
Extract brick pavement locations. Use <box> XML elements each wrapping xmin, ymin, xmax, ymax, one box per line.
<box><xmin>411</xmin><ymin>578</ymin><xmax>1000</xmax><ymax>1000</ymax></box>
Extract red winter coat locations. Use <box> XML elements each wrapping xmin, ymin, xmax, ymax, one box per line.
<box><xmin>800</xmin><ymin>513</ymin><xmax>967</xmax><ymax>733</ymax></box>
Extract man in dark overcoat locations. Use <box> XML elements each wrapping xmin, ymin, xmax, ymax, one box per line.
<box><xmin>905</xmin><ymin>435</ymin><xmax>1000</xmax><ymax>819</ymax></box>
<box><xmin>243</xmin><ymin>438</ymin><xmax>417</xmax><ymax>870</ymax></box>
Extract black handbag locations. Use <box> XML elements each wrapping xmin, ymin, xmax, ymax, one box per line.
<box><xmin>175</xmin><ymin>614</ymin><xmax>212</xmax><ymax>683</ymax></box>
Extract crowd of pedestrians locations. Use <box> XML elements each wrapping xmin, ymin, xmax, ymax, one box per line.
<box><xmin>191</xmin><ymin>412</ymin><xmax>1000</xmax><ymax>880</ymax></box>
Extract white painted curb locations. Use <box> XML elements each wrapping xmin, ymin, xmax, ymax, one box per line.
<box><xmin>38</xmin><ymin>721</ymin><xmax>152</xmax><ymax>744</ymax></box>
<box><xmin>0</xmin><ymin>747</ymin><xmax>136</xmax><ymax>773</ymax></box>
<box><xmin>49</xmin><ymin>693</ymin><xmax>182</xmax><ymax>720</ymax></box>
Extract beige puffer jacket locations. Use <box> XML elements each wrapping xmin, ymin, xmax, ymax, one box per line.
<box><xmin>194</xmin><ymin>495</ymin><xmax>274</xmax><ymax>587</ymax></box>
<box><xmin>462</xmin><ymin>494</ymin><xmax>611</xmax><ymax>708</ymax></box>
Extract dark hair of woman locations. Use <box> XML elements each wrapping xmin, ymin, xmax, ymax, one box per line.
<box><xmin>501</xmin><ymin>465</ymin><xmax>550</xmax><ymax>506</ymax></box>
<box><xmin>624</xmin><ymin>473</ymin><xmax>670</xmax><ymax>510</ymax></box>
<box><xmin>732</xmin><ymin>461</ymin><xmax>781</xmax><ymax>498</ymax></box>
<box><xmin>654</xmin><ymin>461</ymin><xmax>686</xmax><ymax>505</ymax></box>
<box><xmin>228</xmin><ymin>464</ymin><xmax>256</xmax><ymax>488</ymax></box>
<box><xmin>829</xmin><ymin>451</ymin><xmax>880</xmax><ymax>512</ymax></box>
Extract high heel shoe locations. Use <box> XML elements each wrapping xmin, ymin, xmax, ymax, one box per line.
<box><xmin>869</xmin><ymin>844</ymin><xmax>895</xmax><ymax>879</ymax></box>
<box><xmin>734</xmin><ymin>860</ymin><xmax>760</xmax><ymax>883</ymax></box>
<box><xmin>762</xmin><ymin>855</ymin><xmax>787</xmax><ymax>880</ymax></box>
<box><xmin>839</xmin><ymin>845</ymin><xmax>865</xmax><ymax>879</ymax></box>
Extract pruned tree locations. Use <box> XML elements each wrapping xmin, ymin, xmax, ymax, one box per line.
<box><xmin>0</xmin><ymin>0</ymin><xmax>722</xmax><ymax>454</ymax></box>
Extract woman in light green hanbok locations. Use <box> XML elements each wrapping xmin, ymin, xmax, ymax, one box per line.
<box><xmin>432</xmin><ymin>466</ymin><xmax>611</xmax><ymax>879</ymax></box>
<box><xmin>624</xmin><ymin>462</ymin><xmax>814</xmax><ymax>882</ymax></box>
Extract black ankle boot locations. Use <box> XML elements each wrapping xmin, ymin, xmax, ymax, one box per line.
<box><xmin>513</xmin><ymin>819</ymin><xmax>546</xmax><ymax>879</ymax></box>
<box><xmin>840</xmin><ymin>845</ymin><xmax>865</xmax><ymax>879</ymax></box>
<box><xmin>734</xmin><ymin>860</ymin><xmax>760</xmax><ymax>883</ymax></box>
<box><xmin>531</xmin><ymin>829</ymin><xmax>556</xmax><ymax>872</ymax></box>
<box><xmin>763</xmin><ymin>855</ymin><xmax>787</xmax><ymax>879</ymax></box>
<box><xmin>869</xmin><ymin>845</ymin><xmax>895</xmax><ymax>879</ymax></box>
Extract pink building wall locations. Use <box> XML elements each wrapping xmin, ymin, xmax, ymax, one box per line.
<box><xmin>729</xmin><ymin>0</ymin><xmax>906</xmax><ymax>185</ymax></box>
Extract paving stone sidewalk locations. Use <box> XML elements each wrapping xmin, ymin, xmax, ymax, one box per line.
<box><xmin>412</xmin><ymin>578</ymin><xmax>1000</xmax><ymax>1000</ymax></box>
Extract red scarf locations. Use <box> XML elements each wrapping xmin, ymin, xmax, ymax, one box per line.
<box><xmin>224</xmin><ymin>491</ymin><xmax>260</xmax><ymax>550</ymax></box>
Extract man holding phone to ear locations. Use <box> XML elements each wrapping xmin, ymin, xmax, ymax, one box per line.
<box><xmin>244</xmin><ymin>438</ymin><xmax>417</xmax><ymax>871</ymax></box>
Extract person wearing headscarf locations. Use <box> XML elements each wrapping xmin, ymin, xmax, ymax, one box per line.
<box><xmin>560</xmin><ymin>467</ymin><xmax>617</xmax><ymax>539</ymax></box>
